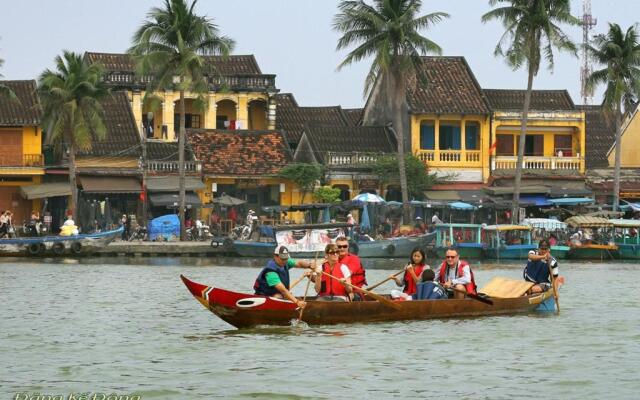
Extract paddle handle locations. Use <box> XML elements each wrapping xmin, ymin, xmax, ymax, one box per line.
<box><xmin>366</xmin><ymin>269</ymin><xmax>404</xmax><ymax>291</ymax></box>
<box><xmin>548</xmin><ymin>263</ymin><xmax>560</xmax><ymax>314</ymax></box>
<box><xmin>320</xmin><ymin>270</ymin><xmax>400</xmax><ymax>310</ymax></box>
<box><xmin>449</xmin><ymin>286</ymin><xmax>493</xmax><ymax>305</ymax></box>
<box><xmin>290</xmin><ymin>275</ymin><xmax>306</xmax><ymax>290</ymax></box>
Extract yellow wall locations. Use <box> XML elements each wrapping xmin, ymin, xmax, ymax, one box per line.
<box><xmin>0</xmin><ymin>126</ymin><xmax>44</xmax><ymax>175</ymax></box>
<box><xmin>611</xmin><ymin>108</ymin><xmax>640</xmax><ymax>167</ymax></box>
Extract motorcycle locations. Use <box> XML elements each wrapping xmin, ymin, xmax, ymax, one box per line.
<box><xmin>229</xmin><ymin>223</ymin><xmax>252</xmax><ymax>240</ymax></box>
<box><xmin>186</xmin><ymin>220</ymin><xmax>212</xmax><ymax>241</ymax></box>
<box><xmin>128</xmin><ymin>225</ymin><xmax>148</xmax><ymax>241</ymax></box>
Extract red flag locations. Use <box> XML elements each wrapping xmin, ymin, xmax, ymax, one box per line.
<box><xmin>489</xmin><ymin>141</ymin><xmax>498</xmax><ymax>155</ymax></box>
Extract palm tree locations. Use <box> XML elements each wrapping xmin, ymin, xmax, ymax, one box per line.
<box><xmin>334</xmin><ymin>0</ymin><xmax>448</xmax><ymax>222</ymax></box>
<box><xmin>587</xmin><ymin>23</ymin><xmax>640</xmax><ymax>211</ymax></box>
<box><xmin>128</xmin><ymin>0</ymin><xmax>234</xmax><ymax>240</ymax></box>
<box><xmin>0</xmin><ymin>54</ymin><xmax>17</xmax><ymax>101</ymax></box>
<box><xmin>38</xmin><ymin>51</ymin><xmax>109</xmax><ymax>221</ymax></box>
<box><xmin>482</xmin><ymin>0</ymin><xmax>580</xmax><ymax>223</ymax></box>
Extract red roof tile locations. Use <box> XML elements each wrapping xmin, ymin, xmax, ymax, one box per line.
<box><xmin>0</xmin><ymin>80</ymin><xmax>41</xmax><ymax>126</ymax></box>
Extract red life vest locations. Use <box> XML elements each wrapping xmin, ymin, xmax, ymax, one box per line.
<box><xmin>319</xmin><ymin>262</ymin><xmax>348</xmax><ymax>297</ymax></box>
<box><xmin>402</xmin><ymin>264</ymin><xmax>427</xmax><ymax>295</ymax></box>
<box><xmin>340</xmin><ymin>253</ymin><xmax>367</xmax><ymax>288</ymax></box>
<box><xmin>437</xmin><ymin>260</ymin><xmax>477</xmax><ymax>295</ymax></box>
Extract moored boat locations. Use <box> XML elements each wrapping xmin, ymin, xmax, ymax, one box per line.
<box><xmin>180</xmin><ymin>275</ymin><xmax>555</xmax><ymax>329</ymax></box>
<box><xmin>433</xmin><ymin>223</ymin><xmax>484</xmax><ymax>259</ymax></box>
<box><xmin>0</xmin><ymin>226</ymin><xmax>123</xmax><ymax>257</ymax></box>
<box><xmin>482</xmin><ymin>224</ymin><xmax>536</xmax><ymax>259</ymax></box>
<box><xmin>522</xmin><ymin>218</ymin><xmax>570</xmax><ymax>259</ymax></box>
<box><xmin>609</xmin><ymin>219</ymin><xmax>640</xmax><ymax>259</ymax></box>
<box><xmin>565</xmin><ymin>216</ymin><xmax>618</xmax><ymax>260</ymax></box>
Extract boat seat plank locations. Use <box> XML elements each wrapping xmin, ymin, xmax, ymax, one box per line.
<box><xmin>479</xmin><ymin>277</ymin><xmax>534</xmax><ymax>298</ymax></box>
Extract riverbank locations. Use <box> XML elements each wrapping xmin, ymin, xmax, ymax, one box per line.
<box><xmin>96</xmin><ymin>240</ymin><xmax>231</xmax><ymax>257</ymax></box>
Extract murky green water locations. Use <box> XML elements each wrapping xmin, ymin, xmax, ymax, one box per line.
<box><xmin>1</xmin><ymin>257</ymin><xmax>639</xmax><ymax>399</ymax></box>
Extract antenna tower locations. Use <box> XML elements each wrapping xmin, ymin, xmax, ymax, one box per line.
<box><xmin>580</xmin><ymin>0</ymin><xmax>597</xmax><ymax>105</ymax></box>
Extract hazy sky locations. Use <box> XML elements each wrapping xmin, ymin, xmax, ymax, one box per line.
<box><xmin>1</xmin><ymin>0</ymin><xmax>639</xmax><ymax>108</ymax></box>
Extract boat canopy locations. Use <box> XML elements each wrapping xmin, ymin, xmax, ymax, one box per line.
<box><xmin>448</xmin><ymin>201</ymin><xmax>476</xmax><ymax>210</ymax></box>
<box><xmin>522</xmin><ymin>218</ymin><xmax>568</xmax><ymax>230</ymax></box>
<box><xmin>483</xmin><ymin>224</ymin><xmax>532</xmax><ymax>231</ymax></box>
<box><xmin>609</xmin><ymin>219</ymin><xmax>640</xmax><ymax>228</ymax></box>
<box><xmin>565</xmin><ymin>216</ymin><xmax>612</xmax><ymax>228</ymax></box>
<box><xmin>435</xmin><ymin>223</ymin><xmax>483</xmax><ymax>229</ymax></box>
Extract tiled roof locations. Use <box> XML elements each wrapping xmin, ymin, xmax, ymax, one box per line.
<box><xmin>405</xmin><ymin>57</ymin><xmax>489</xmax><ymax>115</ymax></box>
<box><xmin>275</xmin><ymin>93</ymin><xmax>352</xmax><ymax>143</ymax></box>
<box><xmin>77</xmin><ymin>91</ymin><xmax>141</xmax><ymax>157</ymax></box>
<box><xmin>303</xmin><ymin>125</ymin><xmax>396</xmax><ymax>160</ymax></box>
<box><xmin>578</xmin><ymin>105</ymin><xmax>616</xmax><ymax>169</ymax></box>
<box><xmin>0</xmin><ymin>80</ymin><xmax>41</xmax><ymax>126</ymax></box>
<box><xmin>187</xmin><ymin>129</ymin><xmax>291</xmax><ymax>176</ymax></box>
<box><xmin>145</xmin><ymin>140</ymin><xmax>194</xmax><ymax>161</ymax></box>
<box><xmin>85</xmin><ymin>52</ymin><xmax>262</xmax><ymax>75</ymax></box>
<box><xmin>483</xmin><ymin>89</ymin><xmax>575</xmax><ymax>111</ymax></box>
<box><xmin>343</xmin><ymin>108</ymin><xmax>363</xmax><ymax>126</ymax></box>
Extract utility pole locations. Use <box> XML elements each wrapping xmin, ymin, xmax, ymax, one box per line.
<box><xmin>580</xmin><ymin>0</ymin><xmax>597</xmax><ymax>105</ymax></box>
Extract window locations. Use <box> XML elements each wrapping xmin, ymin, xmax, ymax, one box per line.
<box><xmin>439</xmin><ymin>121</ymin><xmax>461</xmax><ymax>150</ymax></box>
<box><xmin>174</xmin><ymin>113</ymin><xmax>201</xmax><ymax>129</ymax></box>
<box><xmin>496</xmin><ymin>134</ymin><xmax>514</xmax><ymax>156</ymax></box>
<box><xmin>465</xmin><ymin>121</ymin><xmax>480</xmax><ymax>150</ymax></box>
<box><xmin>521</xmin><ymin>135</ymin><xmax>544</xmax><ymax>156</ymax></box>
<box><xmin>554</xmin><ymin>135</ymin><xmax>573</xmax><ymax>156</ymax></box>
<box><xmin>420</xmin><ymin>121</ymin><xmax>435</xmax><ymax>150</ymax></box>
<box><xmin>216</xmin><ymin>116</ymin><xmax>228</xmax><ymax>129</ymax></box>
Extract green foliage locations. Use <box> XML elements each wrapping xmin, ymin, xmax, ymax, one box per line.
<box><xmin>279</xmin><ymin>163</ymin><xmax>323</xmax><ymax>202</ymax></box>
<box><xmin>313</xmin><ymin>186</ymin><xmax>341</xmax><ymax>203</ymax></box>
<box><xmin>370</xmin><ymin>154</ymin><xmax>437</xmax><ymax>200</ymax></box>
<box><xmin>0</xmin><ymin>53</ymin><xmax>18</xmax><ymax>102</ymax></box>
<box><xmin>38</xmin><ymin>51</ymin><xmax>109</xmax><ymax>152</ymax></box>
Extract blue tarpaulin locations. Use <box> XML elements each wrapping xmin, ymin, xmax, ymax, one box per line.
<box><xmin>520</xmin><ymin>195</ymin><xmax>552</xmax><ymax>206</ymax></box>
<box><xmin>548</xmin><ymin>197</ymin><xmax>594</xmax><ymax>206</ymax></box>
<box><xmin>148</xmin><ymin>214</ymin><xmax>180</xmax><ymax>241</ymax></box>
<box><xmin>449</xmin><ymin>201</ymin><xmax>476</xmax><ymax>210</ymax></box>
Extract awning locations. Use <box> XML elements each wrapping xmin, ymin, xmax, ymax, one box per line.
<box><xmin>20</xmin><ymin>182</ymin><xmax>72</xmax><ymax>199</ymax></box>
<box><xmin>484</xmin><ymin>186</ymin><xmax>549</xmax><ymax>195</ymax></box>
<box><xmin>81</xmin><ymin>176</ymin><xmax>141</xmax><ymax>193</ymax></box>
<box><xmin>149</xmin><ymin>192</ymin><xmax>202</xmax><ymax>207</ymax></box>
<box><xmin>548</xmin><ymin>187</ymin><xmax>593</xmax><ymax>198</ymax></box>
<box><xmin>565</xmin><ymin>216</ymin><xmax>612</xmax><ymax>228</ymax></box>
<box><xmin>425</xmin><ymin>190</ymin><xmax>460</xmax><ymax>201</ymax></box>
<box><xmin>448</xmin><ymin>201</ymin><xmax>476</xmax><ymax>210</ymax></box>
<box><xmin>548</xmin><ymin>197</ymin><xmax>594</xmax><ymax>206</ymax></box>
<box><xmin>146</xmin><ymin>176</ymin><xmax>205</xmax><ymax>192</ymax></box>
<box><xmin>520</xmin><ymin>194</ymin><xmax>552</xmax><ymax>206</ymax></box>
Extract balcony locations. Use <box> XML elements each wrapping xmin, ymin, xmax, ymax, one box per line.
<box><xmin>491</xmin><ymin>156</ymin><xmax>583</xmax><ymax>171</ymax></box>
<box><xmin>0</xmin><ymin>154</ymin><xmax>44</xmax><ymax>168</ymax></box>
<box><xmin>146</xmin><ymin>160</ymin><xmax>202</xmax><ymax>174</ymax></box>
<box><xmin>416</xmin><ymin>150</ymin><xmax>482</xmax><ymax>167</ymax></box>
<box><xmin>104</xmin><ymin>71</ymin><xmax>277</xmax><ymax>92</ymax></box>
<box><xmin>326</xmin><ymin>152</ymin><xmax>384</xmax><ymax>166</ymax></box>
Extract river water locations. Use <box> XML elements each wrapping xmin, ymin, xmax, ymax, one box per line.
<box><xmin>1</xmin><ymin>256</ymin><xmax>639</xmax><ymax>399</ymax></box>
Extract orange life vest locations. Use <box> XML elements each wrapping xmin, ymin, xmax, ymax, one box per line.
<box><xmin>437</xmin><ymin>260</ymin><xmax>477</xmax><ymax>295</ymax></box>
<box><xmin>402</xmin><ymin>264</ymin><xmax>427</xmax><ymax>295</ymax></box>
<box><xmin>319</xmin><ymin>262</ymin><xmax>349</xmax><ymax>297</ymax></box>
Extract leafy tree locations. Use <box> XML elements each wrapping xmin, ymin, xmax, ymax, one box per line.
<box><xmin>0</xmin><ymin>51</ymin><xmax>17</xmax><ymax>101</ymax></box>
<box><xmin>38</xmin><ymin>51</ymin><xmax>109</xmax><ymax>221</ymax></box>
<box><xmin>279</xmin><ymin>163</ymin><xmax>323</xmax><ymax>203</ymax></box>
<box><xmin>334</xmin><ymin>0</ymin><xmax>448</xmax><ymax>222</ymax></box>
<box><xmin>370</xmin><ymin>154</ymin><xmax>438</xmax><ymax>200</ymax></box>
<box><xmin>129</xmin><ymin>0</ymin><xmax>234</xmax><ymax>240</ymax></box>
<box><xmin>482</xmin><ymin>0</ymin><xmax>580</xmax><ymax>222</ymax></box>
<box><xmin>313</xmin><ymin>186</ymin><xmax>342</xmax><ymax>203</ymax></box>
<box><xmin>587</xmin><ymin>23</ymin><xmax>640</xmax><ymax>211</ymax></box>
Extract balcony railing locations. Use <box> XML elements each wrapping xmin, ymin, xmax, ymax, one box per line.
<box><xmin>416</xmin><ymin>150</ymin><xmax>482</xmax><ymax>167</ymax></box>
<box><xmin>0</xmin><ymin>154</ymin><xmax>44</xmax><ymax>167</ymax></box>
<box><xmin>104</xmin><ymin>71</ymin><xmax>276</xmax><ymax>91</ymax></box>
<box><xmin>326</xmin><ymin>152</ymin><xmax>383</xmax><ymax>166</ymax></box>
<box><xmin>146</xmin><ymin>160</ymin><xmax>202</xmax><ymax>173</ymax></box>
<box><xmin>491</xmin><ymin>156</ymin><xmax>582</xmax><ymax>171</ymax></box>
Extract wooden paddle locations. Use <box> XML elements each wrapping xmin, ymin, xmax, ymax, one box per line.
<box><xmin>290</xmin><ymin>274</ymin><xmax>306</xmax><ymax>290</ymax></box>
<box><xmin>449</xmin><ymin>286</ymin><xmax>494</xmax><ymax>306</ymax></box>
<box><xmin>320</xmin><ymin>270</ymin><xmax>401</xmax><ymax>310</ymax></box>
<box><xmin>297</xmin><ymin>251</ymin><xmax>319</xmax><ymax>322</ymax></box>
<box><xmin>366</xmin><ymin>269</ymin><xmax>404</xmax><ymax>291</ymax></box>
<box><xmin>548</xmin><ymin>262</ymin><xmax>560</xmax><ymax>314</ymax></box>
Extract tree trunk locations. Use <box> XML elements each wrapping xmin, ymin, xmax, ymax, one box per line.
<box><xmin>511</xmin><ymin>67</ymin><xmax>535</xmax><ymax>224</ymax></box>
<box><xmin>178</xmin><ymin>89</ymin><xmax>186</xmax><ymax>241</ymax></box>
<box><xmin>68</xmin><ymin>144</ymin><xmax>78</xmax><ymax>222</ymax></box>
<box><xmin>613</xmin><ymin>106</ymin><xmax>622</xmax><ymax>211</ymax></box>
<box><xmin>391</xmin><ymin>69</ymin><xmax>411</xmax><ymax>223</ymax></box>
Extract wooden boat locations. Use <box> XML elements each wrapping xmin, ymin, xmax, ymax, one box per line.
<box><xmin>565</xmin><ymin>216</ymin><xmax>618</xmax><ymax>260</ymax></box>
<box><xmin>352</xmin><ymin>231</ymin><xmax>436</xmax><ymax>258</ymax></box>
<box><xmin>433</xmin><ymin>223</ymin><xmax>484</xmax><ymax>259</ymax></box>
<box><xmin>609</xmin><ymin>219</ymin><xmax>640</xmax><ymax>259</ymax></box>
<box><xmin>0</xmin><ymin>226</ymin><xmax>123</xmax><ymax>257</ymax></box>
<box><xmin>180</xmin><ymin>275</ymin><xmax>556</xmax><ymax>329</ymax></box>
<box><xmin>522</xmin><ymin>218</ymin><xmax>570</xmax><ymax>259</ymax></box>
<box><xmin>482</xmin><ymin>225</ymin><xmax>537</xmax><ymax>259</ymax></box>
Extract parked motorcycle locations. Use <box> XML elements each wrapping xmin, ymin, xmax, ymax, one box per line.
<box><xmin>186</xmin><ymin>220</ymin><xmax>213</xmax><ymax>241</ymax></box>
<box><xmin>128</xmin><ymin>225</ymin><xmax>148</xmax><ymax>241</ymax></box>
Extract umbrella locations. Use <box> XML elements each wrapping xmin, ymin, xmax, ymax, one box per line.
<box><xmin>449</xmin><ymin>201</ymin><xmax>476</xmax><ymax>210</ymax></box>
<box><xmin>212</xmin><ymin>194</ymin><xmax>246</xmax><ymax>206</ymax></box>
<box><xmin>352</xmin><ymin>193</ymin><xmax>385</xmax><ymax>203</ymax></box>
<box><xmin>360</xmin><ymin>203</ymin><xmax>371</xmax><ymax>231</ymax></box>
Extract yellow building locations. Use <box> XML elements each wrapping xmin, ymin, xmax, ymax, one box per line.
<box><xmin>0</xmin><ymin>80</ymin><xmax>44</xmax><ymax>223</ymax></box>
<box><xmin>608</xmin><ymin>103</ymin><xmax>640</xmax><ymax>168</ymax></box>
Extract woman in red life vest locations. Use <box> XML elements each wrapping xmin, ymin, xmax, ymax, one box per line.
<box><xmin>392</xmin><ymin>248</ymin><xmax>430</xmax><ymax>296</ymax></box>
<box><xmin>314</xmin><ymin>243</ymin><xmax>353</xmax><ymax>302</ymax></box>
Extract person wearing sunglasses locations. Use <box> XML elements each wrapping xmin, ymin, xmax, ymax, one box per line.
<box><xmin>314</xmin><ymin>243</ymin><xmax>353</xmax><ymax>302</ymax></box>
<box><xmin>436</xmin><ymin>247</ymin><xmax>477</xmax><ymax>299</ymax></box>
<box><xmin>334</xmin><ymin>237</ymin><xmax>367</xmax><ymax>299</ymax></box>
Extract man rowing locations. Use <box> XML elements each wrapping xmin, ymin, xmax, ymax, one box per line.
<box><xmin>523</xmin><ymin>239</ymin><xmax>559</xmax><ymax>294</ymax></box>
<box><xmin>253</xmin><ymin>245</ymin><xmax>315</xmax><ymax>308</ymax></box>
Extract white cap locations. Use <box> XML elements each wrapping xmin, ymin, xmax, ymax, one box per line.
<box><xmin>274</xmin><ymin>245</ymin><xmax>290</xmax><ymax>259</ymax></box>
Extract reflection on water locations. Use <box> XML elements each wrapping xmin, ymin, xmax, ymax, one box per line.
<box><xmin>0</xmin><ymin>257</ymin><xmax>638</xmax><ymax>399</ymax></box>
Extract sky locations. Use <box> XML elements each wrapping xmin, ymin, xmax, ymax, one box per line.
<box><xmin>1</xmin><ymin>0</ymin><xmax>639</xmax><ymax>109</ymax></box>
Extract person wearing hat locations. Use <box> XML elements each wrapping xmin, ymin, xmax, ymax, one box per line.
<box><xmin>414</xmin><ymin>216</ymin><xmax>426</xmax><ymax>234</ymax></box>
<box><xmin>253</xmin><ymin>245</ymin><xmax>316</xmax><ymax>308</ymax></box>
<box><xmin>523</xmin><ymin>239</ymin><xmax>559</xmax><ymax>294</ymax></box>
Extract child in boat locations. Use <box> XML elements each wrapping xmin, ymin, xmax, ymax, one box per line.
<box><xmin>414</xmin><ymin>269</ymin><xmax>447</xmax><ymax>300</ymax></box>
<box><xmin>391</xmin><ymin>247</ymin><xmax>430</xmax><ymax>297</ymax></box>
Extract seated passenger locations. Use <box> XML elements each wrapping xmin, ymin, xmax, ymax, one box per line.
<box><xmin>391</xmin><ymin>247</ymin><xmax>430</xmax><ymax>297</ymax></box>
<box><xmin>314</xmin><ymin>243</ymin><xmax>353</xmax><ymax>301</ymax></box>
<box><xmin>414</xmin><ymin>269</ymin><xmax>447</xmax><ymax>300</ymax></box>
<box><xmin>523</xmin><ymin>239</ymin><xmax>559</xmax><ymax>294</ymax></box>
<box><xmin>436</xmin><ymin>247</ymin><xmax>478</xmax><ymax>299</ymax></box>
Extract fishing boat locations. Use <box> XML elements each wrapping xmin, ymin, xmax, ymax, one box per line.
<box><xmin>609</xmin><ymin>219</ymin><xmax>640</xmax><ymax>259</ymax></box>
<box><xmin>352</xmin><ymin>231</ymin><xmax>436</xmax><ymax>258</ymax></box>
<box><xmin>482</xmin><ymin>225</ymin><xmax>537</xmax><ymax>259</ymax></box>
<box><xmin>0</xmin><ymin>226</ymin><xmax>123</xmax><ymax>257</ymax></box>
<box><xmin>432</xmin><ymin>223</ymin><xmax>484</xmax><ymax>259</ymax></box>
<box><xmin>564</xmin><ymin>216</ymin><xmax>618</xmax><ymax>260</ymax></box>
<box><xmin>180</xmin><ymin>275</ymin><xmax>556</xmax><ymax>329</ymax></box>
<box><xmin>522</xmin><ymin>218</ymin><xmax>570</xmax><ymax>259</ymax></box>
